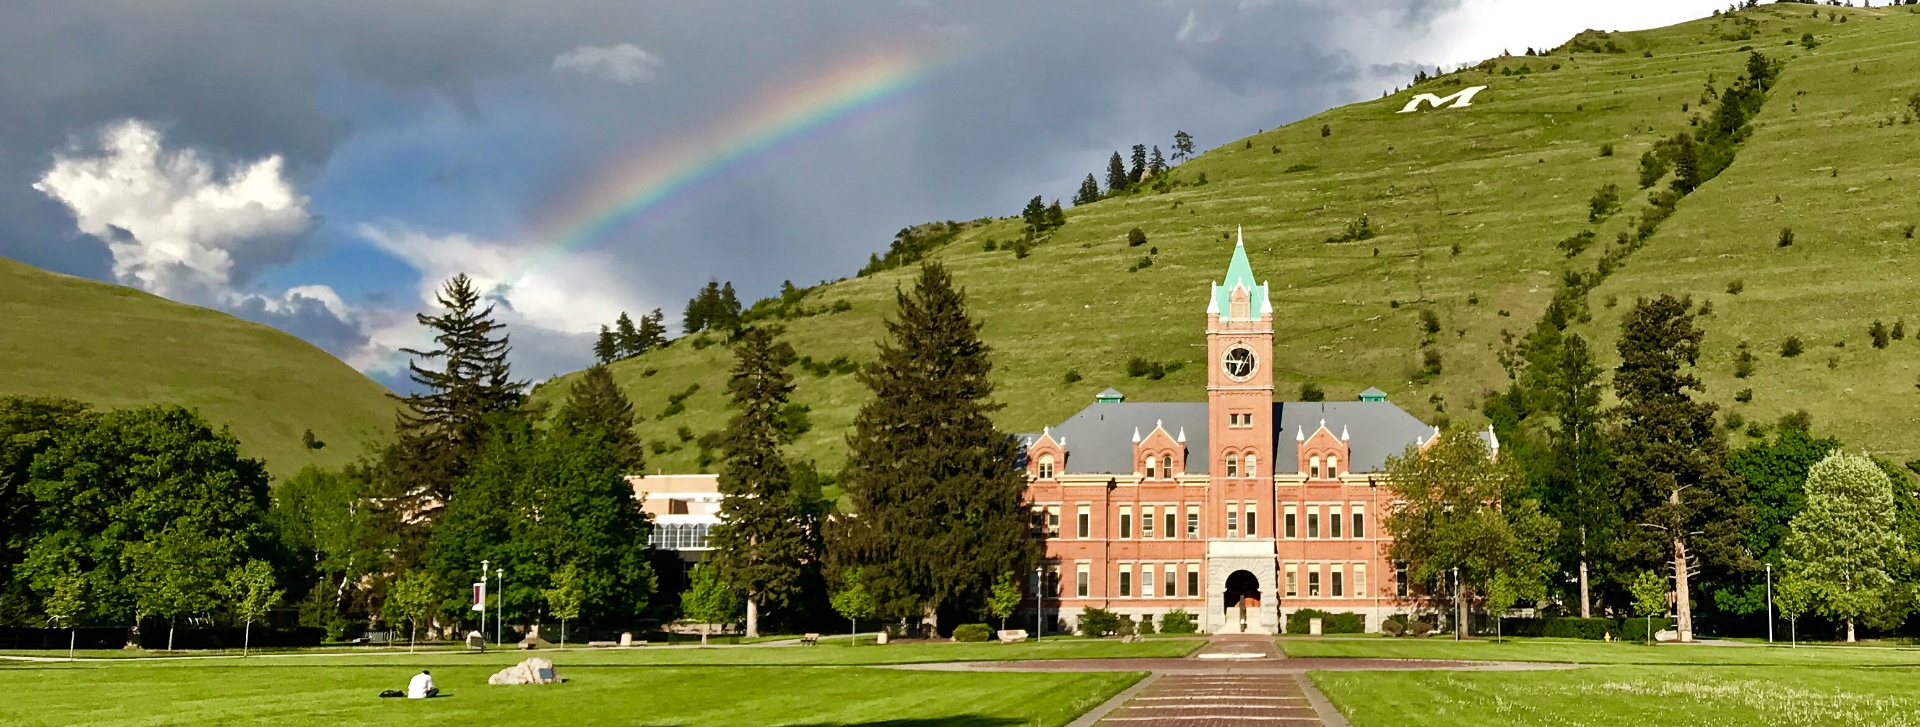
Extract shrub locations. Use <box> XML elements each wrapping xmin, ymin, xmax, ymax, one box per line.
<box><xmin>1599</xmin><ymin>142</ymin><xmax>1615</xmax><ymax>157</ymax></box>
<box><xmin>1381</xmin><ymin>619</ymin><xmax>1406</xmax><ymax>637</ymax></box>
<box><xmin>1012</xmin><ymin>239</ymin><xmax>1032</xmax><ymax>259</ymax></box>
<box><xmin>1726</xmin><ymin>280</ymin><xmax>1744</xmax><ymax>295</ymax></box>
<box><xmin>1778</xmin><ymin>409</ymin><xmax>1813</xmax><ymax>431</ymax></box>
<box><xmin>1725</xmin><ymin>411</ymin><xmax>1745</xmax><ymax>432</ymax></box>
<box><xmin>1326</xmin><ymin>214</ymin><xmax>1376</xmax><ymax>243</ymax></box>
<box><xmin>832</xmin><ymin>300</ymin><xmax>854</xmax><ymax>312</ymax></box>
<box><xmin>1116</xmin><ymin>615</ymin><xmax>1137</xmax><ymax>637</ymax></box>
<box><xmin>1588</xmin><ymin>184</ymin><xmax>1621</xmax><ymax>222</ymax></box>
<box><xmin>1079</xmin><ymin>608</ymin><xmax>1121</xmax><ymax>637</ymax></box>
<box><xmin>1422</xmin><ymin>348</ymin><xmax>1444</xmax><ymax>376</ymax></box>
<box><xmin>1286</xmin><ymin>609</ymin><xmax>1366</xmax><ymax>634</ymax></box>
<box><xmin>1871</xmin><ymin>320</ymin><xmax>1891</xmax><ymax>349</ymax></box>
<box><xmin>1062</xmin><ymin>369</ymin><xmax>1082</xmax><ymax>384</ymax></box>
<box><xmin>1557</xmin><ymin>230</ymin><xmax>1597</xmax><ymax>258</ymax></box>
<box><xmin>1160</xmin><ymin>609</ymin><xmax>1198</xmax><ymax>634</ymax></box>
<box><xmin>1781</xmin><ymin>336</ymin><xmax>1803</xmax><ymax>357</ymax></box>
<box><xmin>1284</xmin><ymin>162</ymin><xmax>1318</xmax><ymax>174</ymax></box>
<box><xmin>1136</xmin><ymin>616</ymin><xmax>1156</xmax><ymax>635</ymax></box>
<box><xmin>1904</xmin><ymin>224</ymin><xmax>1916</xmax><ymax>239</ymax></box>
<box><xmin>1467</xmin><ymin>293</ymin><xmax>1479</xmax><ymax>305</ymax></box>
<box><xmin>1126</xmin><ymin>357</ymin><xmax>1152</xmax><ymax>378</ymax></box>
<box><xmin>1127</xmin><ymin>227</ymin><xmax>1148</xmax><ymax>247</ymax></box>
<box><xmin>952</xmin><ymin>624</ymin><xmax>992</xmax><ymax>642</ymax></box>
<box><xmin>1321</xmin><ymin>124</ymin><xmax>1331</xmax><ymax>137</ymax></box>
<box><xmin>1300</xmin><ymin>382</ymin><xmax>1326</xmax><ymax>402</ymax></box>
<box><xmin>1778</xmin><ymin>227</ymin><xmax>1795</xmax><ymax>247</ymax></box>
<box><xmin>1895</xmin><ymin>320</ymin><xmax>1907</xmax><ymax>340</ymax></box>
<box><xmin>1195</xmin><ymin>171</ymin><xmax>1209</xmax><ymax>185</ymax></box>
<box><xmin>1409</xmin><ymin>620</ymin><xmax>1435</xmax><ymax>637</ymax></box>
<box><xmin>1419</xmin><ymin>309</ymin><xmax>1442</xmax><ymax>336</ymax></box>
<box><xmin>1544</xmin><ymin>618</ymin><xmax>1616</xmax><ymax>640</ymax></box>
<box><xmin>981</xmin><ymin>239</ymin><xmax>997</xmax><ymax>252</ymax></box>
<box><xmin>1735</xmin><ymin>347</ymin><xmax>1756</xmax><ymax>379</ymax></box>
<box><xmin>1735</xmin><ymin>388</ymin><xmax>1754</xmax><ymax>403</ymax></box>
<box><xmin>1622</xmin><ymin>617</ymin><xmax>1674</xmax><ymax>642</ymax></box>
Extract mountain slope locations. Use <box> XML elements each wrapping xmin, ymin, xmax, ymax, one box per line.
<box><xmin>534</xmin><ymin>4</ymin><xmax>1920</xmax><ymax>472</ymax></box>
<box><xmin>0</xmin><ymin>256</ymin><xmax>398</xmax><ymax>477</ymax></box>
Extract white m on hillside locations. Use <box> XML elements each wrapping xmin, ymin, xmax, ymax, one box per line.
<box><xmin>1398</xmin><ymin>86</ymin><xmax>1487</xmax><ymax>114</ymax></box>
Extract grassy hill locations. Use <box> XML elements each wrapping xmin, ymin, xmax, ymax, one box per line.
<box><xmin>533</xmin><ymin>4</ymin><xmax>1920</xmax><ymax>473</ymax></box>
<box><xmin>0</xmin><ymin>256</ymin><xmax>398</xmax><ymax>477</ymax></box>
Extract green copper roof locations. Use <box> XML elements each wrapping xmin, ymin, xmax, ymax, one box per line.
<box><xmin>1209</xmin><ymin>227</ymin><xmax>1270</xmax><ymax>319</ymax></box>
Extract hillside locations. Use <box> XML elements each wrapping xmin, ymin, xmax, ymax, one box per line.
<box><xmin>0</xmin><ymin>256</ymin><xmax>399</xmax><ymax>477</ymax></box>
<box><xmin>533</xmin><ymin>4</ymin><xmax>1920</xmax><ymax>473</ymax></box>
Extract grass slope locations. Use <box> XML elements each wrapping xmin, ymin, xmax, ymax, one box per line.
<box><xmin>0</xmin><ymin>256</ymin><xmax>398</xmax><ymax>477</ymax></box>
<box><xmin>535</xmin><ymin>4</ymin><xmax>1920</xmax><ymax>473</ymax></box>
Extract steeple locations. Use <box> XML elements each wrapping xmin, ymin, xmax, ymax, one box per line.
<box><xmin>1208</xmin><ymin>226</ymin><xmax>1271</xmax><ymax>320</ymax></box>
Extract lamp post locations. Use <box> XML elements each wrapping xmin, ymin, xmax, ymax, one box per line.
<box><xmin>1034</xmin><ymin>566</ymin><xmax>1045</xmax><ymax>640</ymax></box>
<box><xmin>1453</xmin><ymin>566</ymin><xmax>1462</xmax><ymax>641</ymax></box>
<box><xmin>479</xmin><ymin>559</ymin><xmax>489</xmax><ymax>647</ymax></box>
<box><xmin>495</xmin><ymin>568</ymin><xmax>505</xmax><ymax>646</ymax></box>
<box><xmin>1765</xmin><ymin>563</ymin><xmax>1774</xmax><ymax>644</ymax></box>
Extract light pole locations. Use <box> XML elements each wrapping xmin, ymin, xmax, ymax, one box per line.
<box><xmin>479</xmin><ymin>559</ymin><xmax>489</xmax><ymax>647</ymax></box>
<box><xmin>1034</xmin><ymin>566</ymin><xmax>1045</xmax><ymax>640</ymax></box>
<box><xmin>1765</xmin><ymin>563</ymin><xmax>1774</xmax><ymax>644</ymax></box>
<box><xmin>495</xmin><ymin>568</ymin><xmax>505</xmax><ymax>646</ymax></box>
<box><xmin>1453</xmin><ymin>566</ymin><xmax>1462</xmax><ymax>641</ymax></box>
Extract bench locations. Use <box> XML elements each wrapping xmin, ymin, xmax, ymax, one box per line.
<box><xmin>801</xmin><ymin>633</ymin><xmax>821</xmax><ymax>646</ymax></box>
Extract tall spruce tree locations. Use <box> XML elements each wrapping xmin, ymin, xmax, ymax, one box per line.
<box><xmin>1044</xmin><ymin>199</ymin><xmax>1066</xmax><ymax>230</ymax></box>
<box><xmin>684</xmin><ymin>282</ymin><xmax>720</xmax><ymax>334</ymax></box>
<box><xmin>554</xmin><ymin>365</ymin><xmax>645</xmax><ymax>474</ymax></box>
<box><xmin>1610</xmin><ymin>295</ymin><xmax>1751</xmax><ymax>641</ymax></box>
<box><xmin>1149</xmin><ymin>146</ymin><xmax>1167</xmax><ymax>175</ymax></box>
<box><xmin>1105</xmin><ymin>152</ymin><xmax>1129</xmax><ymax>194</ymax></box>
<box><xmin>1539</xmin><ymin>334</ymin><xmax>1618</xmax><ymax>618</ymax></box>
<box><xmin>1128</xmin><ymin>144</ymin><xmax>1147</xmax><ymax>184</ymax></box>
<box><xmin>1073</xmin><ymin>174</ymin><xmax>1100</xmax><ymax>206</ymax></box>
<box><xmin>636</xmin><ymin>309</ymin><xmax>669</xmax><ymax>352</ymax></box>
<box><xmin>707</xmin><ymin>327</ymin><xmax>823</xmax><ymax>637</ymax></box>
<box><xmin>594</xmin><ymin>326</ymin><xmax>618</xmax><ymax>365</ymax></box>
<box><xmin>615</xmin><ymin>312</ymin><xmax>642</xmax><ymax>358</ymax></box>
<box><xmin>1020</xmin><ymin>196</ymin><xmax>1047</xmax><ymax>234</ymax></box>
<box><xmin>1173</xmin><ymin>130</ymin><xmax>1195</xmax><ymax>162</ymax></box>
<box><xmin>836</xmin><ymin>263</ymin><xmax>1035</xmax><ymax>629</ymax></box>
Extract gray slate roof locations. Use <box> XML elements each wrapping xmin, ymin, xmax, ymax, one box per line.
<box><xmin>1030</xmin><ymin>399</ymin><xmax>1433</xmax><ymax>476</ymax></box>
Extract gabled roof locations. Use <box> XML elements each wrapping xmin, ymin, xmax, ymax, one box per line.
<box><xmin>1209</xmin><ymin>228</ymin><xmax>1271</xmax><ymax>320</ymax></box>
<box><xmin>1272</xmin><ymin>401</ymin><xmax>1431</xmax><ymax>474</ymax></box>
<box><xmin>1049</xmin><ymin>402</ymin><xmax>1210</xmax><ymax>475</ymax></box>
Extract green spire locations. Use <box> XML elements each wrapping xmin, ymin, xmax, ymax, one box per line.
<box><xmin>1210</xmin><ymin>227</ymin><xmax>1270</xmax><ymax>320</ymax></box>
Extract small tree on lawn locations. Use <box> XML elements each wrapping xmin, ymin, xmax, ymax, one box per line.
<box><xmin>384</xmin><ymin>571</ymin><xmax>441</xmax><ymax>653</ymax></box>
<box><xmin>225</xmin><ymin>560</ymin><xmax>281</xmax><ymax>657</ymax></box>
<box><xmin>1782</xmin><ymin>451</ymin><xmax>1905</xmax><ymax>643</ymax></box>
<box><xmin>1484</xmin><ymin>572</ymin><xmax>1524</xmax><ymax>643</ymax></box>
<box><xmin>544</xmin><ymin>563</ymin><xmax>586</xmax><ymax>646</ymax></box>
<box><xmin>133</xmin><ymin>528</ymin><xmax>229</xmax><ymax>652</ymax></box>
<box><xmin>44</xmin><ymin>568</ymin><xmax>88</xmax><ymax>661</ymax></box>
<box><xmin>830</xmin><ymin>568</ymin><xmax>877</xmax><ymax>645</ymax></box>
<box><xmin>1630</xmin><ymin>570</ymin><xmax>1667</xmax><ymax>645</ymax></box>
<box><xmin>987</xmin><ymin>571</ymin><xmax>1022</xmax><ymax>633</ymax></box>
<box><xmin>681</xmin><ymin>564</ymin><xmax>743</xmax><ymax>645</ymax></box>
<box><xmin>1775</xmin><ymin>575</ymin><xmax>1814</xmax><ymax>647</ymax></box>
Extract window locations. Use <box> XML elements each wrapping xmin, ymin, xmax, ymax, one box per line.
<box><xmin>649</xmin><ymin>522</ymin><xmax>711</xmax><ymax>550</ymax></box>
<box><xmin>1186</xmin><ymin>506</ymin><xmax>1199</xmax><ymax>539</ymax></box>
<box><xmin>1354</xmin><ymin>564</ymin><xmax>1367</xmax><ymax>598</ymax></box>
<box><xmin>1077</xmin><ymin>504</ymin><xmax>1090</xmax><ymax>539</ymax></box>
<box><xmin>1395</xmin><ymin>561</ymin><xmax>1409</xmax><ymax>598</ymax></box>
<box><xmin>1245</xmin><ymin>504</ymin><xmax>1258</xmax><ymax>538</ymax></box>
<box><xmin>1311</xmin><ymin>456</ymin><xmax>1321</xmax><ymax>479</ymax></box>
<box><xmin>1327</xmin><ymin>456</ymin><xmax>1339</xmax><ymax>479</ymax></box>
<box><xmin>1352</xmin><ymin>506</ymin><xmax>1365</xmax><ymax>539</ymax></box>
<box><xmin>1307</xmin><ymin>509</ymin><xmax>1320</xmax><ymax>539</ymax></box>
<box><xmin>1186</xmin><ymin>567</ymin><xmax>1200</xmax><ymax>597</ymax></box>
<box><xmin>1162</xmin><ymin>455</ymin><xmax>1173</xmax><ymax>477</ymax></box>
<box><xmin>1030</xmin><ymin>507</ymin><xmax>1047</xmax><ymax>536</ymax></box>
<box><xmin>1163</xmin><ymin>566</ymin><xmax>1177</xmax><ymax>596</ymax></box>
<box><xmin>1119</xmin><ymin>505</ymin><xmax>1132</xmax><ymax>539</ymax></box>
<box><xmin>1119</xmin><ymin>568</ymin><xmax>1132</xmax><ymax>597</ymax></box>
<box><xmin>1076</xmin><ymin>564</ymin><xmax>1090</xmax><ymax>598</ymax></box>
<box><xmin>1038</xmin><ymin>454</ymin><xmax>1055</xmax><ymax>479</ymax></box>
<box><xmin>1308</xmin><ymin>567</ymin><xmax>1322</xmax><ymax>597</ymax></box>
<box><xmin>1285</xmin><ymin>564</ymin><xmax>1298</xmax><ymax>597</ymax></box>
<box><xmin>1142</xmin><ymin>567</ymin><xmax>1155</xmax><ymax>597</ymax></box>
<box><xmin>1332</xmin><ymin>566</ymin><xmax>1345</xmax><ymax>597</ymax></box>
<box><xmin>1164</xmin><ymin>510</ymin><xmax>1177</xmax><ymax>539</ymax></box>
<box><xmin>1047</xmin><ymin>506</ymin><xmax>1061</xmax><ymax>538</ymax></box>
<box><xmin>1044</xmin><ymin>564</ymin><xmax>1060</xmax><ymax>597</ymax></box>
<box><xmin>1245</xmin><ymin>454</ymin><xmax>1257</xmax><ymax>479</ymax></box>
<box><xmin>1226</xmin><ymin>505</ymin><xmax>1239</xmax><ymax>538</ymax></box>
<box><xmin>1144</xmin><ymin>456</ymin><xmax>1156</xmax><ymax>479</ymax></box>
<box><xmin>1142</xmin><ymin>506</ymin><xmax>1155</xmax><ymax>537</ymax></box>
<box><xmin>1330</xmin><ymin>506</ymin><xmax>1343</xmax><ymax>539</ymax></box>
<box><xmin>1225</xmin><ymin>455</ymin><xmax>1238</xmax><ymax>478</ymax></box>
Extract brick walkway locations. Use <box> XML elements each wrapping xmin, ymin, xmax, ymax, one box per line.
<box><xmin>1094</xmin><ymin>672</ymin><xmax>1327</xmax><ymax>726</ymax></box>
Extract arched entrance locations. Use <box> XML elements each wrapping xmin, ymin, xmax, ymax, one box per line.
<box><xmin>1223</xmin><ymin>570</ymin><xmax>1261</xmax><ymax>633</ymax></box>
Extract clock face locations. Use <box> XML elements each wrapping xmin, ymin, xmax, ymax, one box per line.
<box><xmin>1222</xmin><ymin>346</ymin><xmax>1257</xmax><ymax>381</ymax></box>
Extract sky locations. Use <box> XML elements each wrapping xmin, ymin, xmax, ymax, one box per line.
<box><xmin>4</xmin><ymin>0</ymin><xmax>1736</xmax><ymax>391</ymax></box>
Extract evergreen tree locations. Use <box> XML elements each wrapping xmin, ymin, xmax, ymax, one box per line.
<box><xmin>715</xmin><ymin>283</ymin><xmax>743</xmax><ymax>332</ymax></box>
<box><xmin>1149</xmin><ymin>146</ymin><xmax>1167</xmax><ymax>175</ymax></box>
<box><xmin>615</xmin><ymin>312</ymin><xmax>642</xmax><ymax>359</ymax></box>
<box><xmin>1105</xmin><ymin>152</ymin><xmax>1129</xmax><ymax>194</ymax></box>
<box><xmin>1610</xmin><ymin>295</ymin><xmax>1751</xmax><ymax>642</ymax></box>
<box><xmin>835</xmin><ymin>263</ymin><xmax>1036</xmax><ymax>628</ymax></box>
<box><xmin>707</xmin><ymin>327</ymin><xmax>824</xmax><ymax>637</ymax></box>
<box><xmin>1073</xmin><ymin>174</ymin><xmax>1101</xmax><ymax>206</ymax></box>
<box><xmin>1128</xmin><ymin>144</ymin><xmax>1147</xmax><ymax>184</ymax></box>
<box><xmin>594</xmin><ymin>326</ymin><xmax>618</xmax><ymax>365</ymax></box>
<box><xmin>1784</xmin><ymin>451</ymin><xmax>1906</xmax><ymax>642</ymax></box>
<box><xmin>636</xmin><ymin>309</ymin><xmax>669</xmax><ymax>352</ymax></box>
<box><xmin>1538</xmin><ymin>334</ymin><xmax>1617</xmax><ymax>618</ymax></box>
<box><xmin>1020</xmin><ymin>196</ymin><xmax>1046</xmax><ymax>233</ymax></box>
<box><xmin>554</xmin><ymin>365</ymin><xmax>645</xmax><ymax>474</ymax></box>
<box><xmin>1044</xmin><ymin>199</ymin><xmax>1066</xmax><ymax>230</ymax></box>
<box><xmin>684</xmin><ymin>281</ymin><xmax>720</xmax><ymax>334</ymax></box>
<box><xmin>1172</xmin><ymin>130</ymin><xmax>1195</xmax><ymax>162</ymax></box>
<box><xmin>1669</xmin><ymin>133</ymin><xmax>1700</xmax><ymax>194</ymax></box>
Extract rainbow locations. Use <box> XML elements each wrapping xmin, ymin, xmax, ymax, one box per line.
<box><xmin>526</xmin><ymin>50</ymin><xmax>934</xmax><ymax>267</ymax></box>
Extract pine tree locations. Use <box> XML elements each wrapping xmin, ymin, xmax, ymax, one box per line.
<box><xmin>1669</xmin><ymin>133</ymin><xmax>1700</xmax><ymax>194</ymax></box>
<box><xmin>615</xmin><ymin>312</ymin><xmax>642</xmax><ymax>359</ymax></box>
<box><xmin>1610</xmin><ymin>295</ymin><xmax>1751</xmax><ymax>642</ymax></box>
<box><xmin>554</xmin><ymin>364</ymin><xmax>644</xmax><ymax>474</ymax></box>
<box><xmin>594</xmin><ymin>325</ymin><xmax>618</xmax><ymax>365</ymax></box>
<box><xmin>715</xmin><ymin>283</ymin><xmax>743</xmax><ymax>332</ymax></box>
<box><xmin>685</xmin><ymin>281</ymin><xmax>720</xmax><ymax>334</ymax></box>
<box><xmin>1073</xmin><ymin>174</ymin><xmax>1100</xmax><ymax>206</ymax></box>
<box><xmin>636</xmin><ymin>309</ymin><xmax>669</xmax><ymax>352</ymax></box>
<box><xmin>1128</xmin><ymin>144</ymin><xmax>1147</xmax><ymax>184</ymax></box>
<box><xmin>1044</xmin><ymin>199</ymin><xmax>1066</xmax><ymax>230</ymax></box>
<box><xmin>1020</xmin><ymin>196</ymin><xmax>1046</xmax><ymax>233</ymax></box>
<box><xmin>1173</xmin><ymin>130</ymin><xmax>1195</xmax><ymax>163</ymax></box>
<box><xmin>1538</xmin><ymin>334</ymin><xmax>1617</xmax><ymax>618</ymax></box>
<box><xmin>1149</xmin><ymin>146</ymin><xmax>1167</xmax><ymax>176</ymax></box>
<box><xmin>1105</xmin><ymin>152</ymin><xmax>1129</xmax><ymax>194</ymax></box>
<box><xmin>835</xmin><ymin>263</ymin><xmax>1036</xmax><ymax>627</ymax></box>
<box><xmin>707</xmin><ymin>327</ymin><xmax>823</xmax><ymax>637</ymax></box>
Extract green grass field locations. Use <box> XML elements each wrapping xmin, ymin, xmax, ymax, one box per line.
<box><xmin>531</xmin><ymin>4</ymin><xmax>1920</xmax><ymax>475</ymax></box>
<box><xmin>0</xmin><ymin>657</ymin><xmax>1139</xmax><ymax>727</ymax></box>
<box><xmin>0</xmin><ymin>256</ymin><xmax>398</xmax><ymax>477</ymax></box>
<box><xmin>1282</xmin><ymin>635</ymin><xmax>1920</xmax><ymax>666</ymax></box>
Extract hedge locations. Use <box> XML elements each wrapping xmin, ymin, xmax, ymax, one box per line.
<box><xmin>952</xmin><ymin>624</ymin><xmax>992</xmax><ymax>642</ymax></box>
<box><xmin>1286</xmin><ymin>609</ymin><xmax>1365</xmax><ymax>634</ymax></box>
<box><xmin>1160</xmin><ymin>609</ymin><xmax>1198</xmax><ymax>634</ymax></box>
<box><xmin>1622</xmin><ymin>617</ymin><xmax>1675</xmax><ymax>643</ymax></box>
<box><xmin>1497</xmin><ymin>617</ymin><xmax>1671</xmax><ymax>641</ymax></box>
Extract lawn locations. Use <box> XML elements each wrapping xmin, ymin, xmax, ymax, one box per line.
<box><xmin>1316</xmin><ymin>666</ymin><xmax>1920</xmax><ymax>727</ymax></box>
<box><xmin>0</xmin><ymin>654</ymin><xmax>1142</xmax><ymax>727</ymax></box>
<box><xmin>1280</xmin><ymin>636</ymin><xmax>1920</xmax><ymax>666</ymax></box>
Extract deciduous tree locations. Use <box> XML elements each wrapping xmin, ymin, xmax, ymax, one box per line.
<box><xmin>1783</xmin><ymin>451</ymin><xmax>1906</xmax><ymax>642</ymax></box>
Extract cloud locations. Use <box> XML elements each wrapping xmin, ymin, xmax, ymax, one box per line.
<box><xmin>33</xmin><ymin>120</ymin><xmax>314</xmax><ymax>302</ymax></box>
<box><xmin>1174</xmin><ymin>8</ymin><xmax>1221</xmax><ymax>43</ymax></box>
<box><xmin>551</xmin><ymin>43</ymin><xmax>665</xmax><ymax>84</ymax></box>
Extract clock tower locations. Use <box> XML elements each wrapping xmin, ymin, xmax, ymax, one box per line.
<box><xmin>1204</xmin><ymin>227</ymin><xmax>1278</xmax><ymax>632</ymax></box>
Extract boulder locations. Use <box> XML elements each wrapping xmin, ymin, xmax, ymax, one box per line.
<box><xmin>996</xmin><ymin>629</ymin><xmax>1028</xmax><ymax>644</ymax></box>
<box><xmin>488</xmin><ymin>657</ymin><xmax>565</xmax><ymax>685</ymax></box>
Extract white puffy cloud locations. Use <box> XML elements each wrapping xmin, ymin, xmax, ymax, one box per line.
<box><xmin>551</xmin><ymin>43</ymin><xmax>664</xmax><ymax>84</ymax></box>
<box><xmin>33</xmin><ymin>120</ymin><xmax>314</xmax><ymax>302</ymax></box>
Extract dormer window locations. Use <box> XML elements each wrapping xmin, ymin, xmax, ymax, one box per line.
<box><xmin>1311</xmin><ymin>456</ymin><xmax>1321</xmax><ymax>479</ymax></box>
<box><xmin>1327</xmin><ymin>456</ymin><xmax>1339</xmax><ymax>479</ymax></box>
<box><xmin>1226</xmin><ymin>455</ymin><xmax>1239</xmax><ymax>478</ymax></box>
<box><xmin>1145</xmin><ymin>456</ymin><xmax>1157</xmax><ymax>479</ymax></box>
<box><xmin>1038</xmin><ymin>454</ymin><xmax>1055</xmax><ymax>480</ymax></box>
<box><xmin>1162</xmin><ymin>455</ymin><xmax>1173</xmax><ymax>477</ymax></box>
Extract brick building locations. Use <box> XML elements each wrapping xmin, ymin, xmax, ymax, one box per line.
<box><xmin>1021</xmin><ymin>231</ymin><xmax>1465</xmax><ymax>634</ymax></box>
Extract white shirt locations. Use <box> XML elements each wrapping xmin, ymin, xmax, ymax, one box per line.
<box><xmin>408</xmin><ymin>672</ymin><xmax>435</xmax><ymax>699</ymax></box>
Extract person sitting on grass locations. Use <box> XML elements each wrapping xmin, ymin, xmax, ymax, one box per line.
<box><xmin>408</xmin><ymin>670</ymin><xmax>438</xmax><ymax>699</ymax></box>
